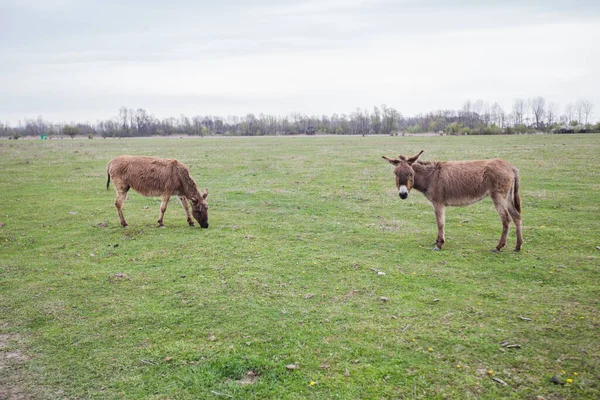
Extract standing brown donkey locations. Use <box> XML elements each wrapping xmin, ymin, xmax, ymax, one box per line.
<box><xmin>107</xmin><ymin>155</ymin><xmax>209</xmax><ymax>228</ymax></box>
<box><xmin>383</xmin><ymin>151</ymin><xmax>522</xmax><ymax>252</ymax></box>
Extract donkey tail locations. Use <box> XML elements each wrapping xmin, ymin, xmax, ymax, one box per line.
<box><xmin>512</xmin><ymin>169</ymin><xmax>521</xmax><ymax>214</ymax></box>
<box><xmin>106</xmin><ymin>160</ymin><xmax>114</xmax><ymax>190</ymax></box>
<box><xmin>106</xmin><ymin>162</ymin><xmax>112</xmax><ymax>190</ymax></box>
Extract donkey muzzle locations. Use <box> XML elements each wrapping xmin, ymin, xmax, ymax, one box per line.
<box><xmin>399</xmin><ymin>186</ymin><xmax>409</xmax><ymax>199</ymax></box>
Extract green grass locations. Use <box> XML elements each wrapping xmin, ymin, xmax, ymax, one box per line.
<box><xmin>1</xmin><ymin>134</ymin><xmax>599</xmax><ymax>399</ymax></box>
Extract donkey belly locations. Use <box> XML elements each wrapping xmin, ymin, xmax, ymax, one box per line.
<box><xmin>128</xmin><ymin>181</ymin><xmax>176</xmax><ymax>197</ymax></box>
<box><xmin>444</xmin><ymin>192</ymin><xmax>488</xmax><ymax>207</ymax></box>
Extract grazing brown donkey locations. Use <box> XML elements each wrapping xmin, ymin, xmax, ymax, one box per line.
<box><xmin>106</xmin><ymin>155</ymin><xmax>209</xmax><ymax>228</ymax></box>
<box><xmin>383</xmin><ymin>151</ymin><xmax>522</xmax><ymax>252</ymax></box>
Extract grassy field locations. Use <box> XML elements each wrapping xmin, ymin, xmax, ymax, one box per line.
<box><xmin>1</xmin><ymin>134</ymin><xmax>599</xmax><ymax>399</ymax></box>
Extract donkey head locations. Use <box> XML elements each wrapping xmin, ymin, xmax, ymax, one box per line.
<box><xmin>382</xmin><ymin>150</ymin><xmax>424</xmax><ymax>199</ymax></box>
<box><xmin>190</xmin><ymin>188</ymin><xmax>209</xmax><ymax>228</ymax></box>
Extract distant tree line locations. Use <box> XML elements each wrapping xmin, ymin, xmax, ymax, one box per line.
<box><xmin>1</xmin><ymin>98</ymin><xmax>598</xmax><ymax>139</ymax></box>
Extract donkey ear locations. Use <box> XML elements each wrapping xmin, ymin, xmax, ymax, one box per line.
<box><xmin>202</xmin><ymin>188</ymin><xmax>209</xmax><ymax>199</ymax></box>
<box><xmin>407</xmin><ymin>150</ymin><xmax>424</xmax><ymax>164</ymax></box>
<box><xmin>382</xmin><ymin>156</ymin><xmax>401</xmax><ymax>165</ymax></box>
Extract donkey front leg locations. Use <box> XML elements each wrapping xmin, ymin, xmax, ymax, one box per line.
<box><xmin>157</xmin><ymin>194</ymin><xmax>171</xmax><ymax>227</ymax></box>
<box><xmin>433</xmin><ymin>203</ymin><xmax>446</xmax><ymax>250</ymax></box>
<box><xmin>179</xmin><ymin>196</ymin><xmax>195</xmax><ymax>226</ymax></box>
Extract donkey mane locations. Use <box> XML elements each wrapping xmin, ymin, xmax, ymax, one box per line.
<box><xmin>414</xmin><ymin>160</ymin><xmax>435</xmax><ymax>166</ymax></box>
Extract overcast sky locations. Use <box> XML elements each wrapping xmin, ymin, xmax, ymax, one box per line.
<box><xmin>1</xmin><ymin>0</ymin><xmax>599</xmax><ymax>124</ymax></box>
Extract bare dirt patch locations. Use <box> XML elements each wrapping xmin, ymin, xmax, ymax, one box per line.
<box><xmin>0</xmin><ymin>333</ymin><xmax>32</xmax><ymax>400</ymax></box>
<box><xmin>235</xmin><ymin>371</ymin><xmax>260</xmax><ymax>386</ymax></box>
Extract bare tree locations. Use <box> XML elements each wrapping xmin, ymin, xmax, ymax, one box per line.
<box><xmin>244</xmin><ymin>113</ymin><xmax>258</xmax><ymax>136</ymax></box>
<box><xmin>546</xmin><ymin>102</ymin><xmax>559</xmax><ymax>127</ymax></box>
<box><xmin>580</xmin><ymin>99</ymin><xmax>594</xmax><ymax>124</ymax></box>
<box><xmin>371</xmin><ymin>106</ymin><xmax>382</xmax><ymax>134</ymax></box>
<box><xmin>135</xmin><ymin>108</ymin><xmax>153</xmax><ymax>136</ymax></box>
<box><xmin>99</xmin><ymin>119</ymin><xmax>119</xmax><ymax>138</ymax></box>
<box><xmin>575</xmin><ymin>100</ymin><xmax>586</xmax><ymax>124</ymax></box>
<box><xmin>530</xmin><ymin>96</ymin><xmax>546</xmax><ymax>130</ymax></box>
<box><xmin>472</xmin><ymin>99</ymin><xmax>485</xmax><ymax>117</ymax></box>
<box><xmin>481</xmin><ymin>101</ymin><xmax>491</xmax><ymax>126</ymax></box>
<box><xmin>564</xmin><ymin>102</ymin><xmax>575</xmax><ymax>123</ymax></box>
<box><xmin>118</xmin><ymin>107</ymin><xmax>129</xmax><ymax>137</ymax></box>
<box><xmin>202</xmin><ymin>116</ymin><xmax>214</xmax><ymax>135</ymax></box>
<box><xmin>350</xmin><ymin>108</ymin><xmax>371</xmax><ymax>135</ymax></box>
<box><xmin>179</xmin><ymin>114</ymin><xmax>191</xmax><ymax>135</ymax></box>
<box><xmin>214</xmin><ymin>118</ymin><xmax>224</xmax><ymax>135</ymax></box>
<box><xmin>227</xmin><ymin>115</ymin><xmax>239</xmax><ymax>135</ymax></box>
<box><xmin>499</xmin><ymin>109</ymin><xmax>507</xmax><ymax>129</ymax></box>
<box><xmin>381</xmin><ymin>105</ymin><xmax>401</xmax><ymax>135</ymax></box>
<box><xmin>512</xmin><ymin>98</ymin><xmax>526</xmax><ymax>126</ymax></box>
<box><xmin>489</xmin><ymin>102</ymin><xmax>504</xmax><ymax>127</ymax></box>
<box><xmin>161</xmin><ymin>117</ymin><xmax>176</xmax><ymax>136</ymax></box>
<box><xmin>259</xmin><ymin>114</ymin><xmax>278</xmax><ymax>135</ymax></box>
<box><xmin>524</xmin><ymin>99</ymin><xmax>533</xmax><ymax>127</ymax></box>
<box><xmin>338</xmin><ymin>113</ymin><xmax>351</xmax><ymax>135</ymax></box>
<box><xmin>192</xmin><ymin>116</ymin><xmax>203</xmax><ymax>136</ymax></box>
<box><xmin>128</xmin><ymin>108</ymin><xmax>136</xmax><ymax>135</ymax></box>
<box><xmin>23</xmin><ymin>116</ymin><xmax>47</xmax><ymax>137</ymax></box>
<box><xmin>461</xmin><ymin>100</ymin><xmax>472</xmax><ymax>127</ymax></box>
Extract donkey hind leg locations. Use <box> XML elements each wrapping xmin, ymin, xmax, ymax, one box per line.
<box><xmin>492</xmin><ymin>194</ymin><xmax>511</xmax><ymax>252</ymax></box>
<box><xmin>157</xmin><ymin>194</ymin><xmax>171</xmax><ymax>227</ymax></box>
<box><xmin>433</xmin><ymin>203</ymin><xmax>446</xmax><ymax>251</ymax></box>
<box><xmin>114</xmin><ymin>188</ymin><xmax>129</xmax><ymax>227</ymax></box>
<box><xmin>508</xmin><ymin>202</ymin><xmax>523</xmax><ymax>252</ymax></box>
<box><xmin>179</xmin><ymin>196</ymin><xmax>195</xmax><ymax>226</ymax></box>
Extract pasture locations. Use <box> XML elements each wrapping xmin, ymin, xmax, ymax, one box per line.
<box><xmin>1</xmin><ymin>134</ymin><xmax>599</xmax><ymax>399</ymax></box>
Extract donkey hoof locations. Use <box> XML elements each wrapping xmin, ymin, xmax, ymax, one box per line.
<box><xmin>492</xmin><ymin>248</ymin><xmax>501</xmax><ymax>253</ymax></box>
<box><xmin>433</xmin><ymin>246</ymin><xmax>441</xmax><ymax>251</ymax></box>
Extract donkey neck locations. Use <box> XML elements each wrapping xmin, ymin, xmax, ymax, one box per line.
<box><xmin>175</xmin><ymin>165</ymin><xmax>200</xmax><ymax>198</ymax></box>
<box><xmin>412</xmin><ymin>161</ymin><xmax>438</xmax><ymax>193</ymax></box>
<box><xmin>181</xmin><ymin>177</ymin><xmax>200</xmax><ymax>198</ymax></box>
